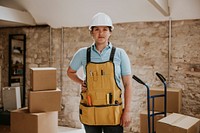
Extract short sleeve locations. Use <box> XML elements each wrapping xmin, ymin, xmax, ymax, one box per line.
<box><xmin>120</xmin><ymin>49</ymin><xmax>131</xmax><ymax>76</ymax></box>
<box><xmin>69</xmin><ymin>48</ymin><xmax>85</xmax><ymax>71</ymax></box>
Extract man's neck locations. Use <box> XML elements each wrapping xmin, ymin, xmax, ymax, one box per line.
<box><xmin>95</xmin><ymin>42</ymin><xmax>108</xmax><ymax>53</ymax></box>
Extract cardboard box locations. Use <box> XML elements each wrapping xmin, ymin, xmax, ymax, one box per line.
<box><xmin>30</xmin><ymin>67</ymin><xmax>57</xmax><ymax>91</ymax></box>
<box><xmin>2</xmin><ymin>87</ymin><xmax>21</xmax><ymax>111</ymax></box>
<box><xmin>157</xmin><ymin>113</ymin><xmax>200</xmax><ymax>133</ymax></box>
<box><xmin>150</xmin><ymin>87</ymin><xmax>182</xmax><ymax>113</ymax></box>
<box><xmin>140</xmin><ymin>110</ymin><xmax>170</xmax><ymax>133</ymax></box>
<box><xmin>11</xmin><ymin>108</ymin><xmax>58</xmax><ymax>133</ymax></box>
<box><xmin>28</xmin><ymin>89</ymin><xmax>61</xmax><ymax>113</ymax></box>
<box><xmin>0</xmin><ymin>125</ymin><xmax>10</xmax><ymax>133</ymax></box>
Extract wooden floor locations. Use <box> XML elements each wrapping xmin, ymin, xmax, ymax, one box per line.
<box><xmin>0</xmin><ymin>125</ymin><xmax>130</xmax><ymax>133</ymax></box>
<box><xmin>0</xmin><ymin>125</ymin><xmax>85</xmax><ymax>133</ymax></box>
<box><xmin>0</xmin><ymin>125</ymin><xmax>10</xmax><ymax>133</ymax></box>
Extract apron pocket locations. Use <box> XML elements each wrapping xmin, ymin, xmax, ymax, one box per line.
<box><xmin>94</xmin><ymin>105</ymin><xmax>122</xmax><ymax>125</ymax></box>
<box><xmin>79</xmin><ymin>104</ymin><xmax>95</xmax><ymax>125</ymax></box>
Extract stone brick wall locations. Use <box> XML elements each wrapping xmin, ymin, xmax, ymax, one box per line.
<box><xmin>0</xmin><ymin>19</ymin><xmax>199</xmax><ymax>132</ymax></box>
<box><xmin>0</xmin><ymin>25</ymin><xmax>52</xmax><ymax>107</ymax></box>
<box><xmin>112</xmin><ymin>22</ymin><xmax>169</xmax><ymax>132</ymax></box>
<box><xmin>170</xmin><ymin>20</ymin><xmax>200</xmax><ymax>118</ymax></box>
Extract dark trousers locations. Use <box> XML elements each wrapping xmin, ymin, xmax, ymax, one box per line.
<box><xmin>84</xmin><ymin>124</ymin><xmax>123</xmax><ymax>133</ymax></box>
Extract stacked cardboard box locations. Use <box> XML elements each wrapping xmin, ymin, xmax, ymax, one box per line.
<box><xmin>157</xmin><ymin>113</ymin><xmax>200</xmax><ymax>133</ymax></box>
<box><xmin>142</xmin><ymin>87</ymin><xmax>200</xmax><ymax>133</ymax></box>
<box><xmin>140</xmin><ymin>87</ymin><xmax>182</xmax><ymax>133</ymax></box>
<box><xmin>140</xmin><ymin>111</ymin><xmax>171</xmax><ymax>133</ymax></box>
<box><xmin>30</xmin><ymin>67</ymin><xmax>57</xmax><ymax>91</ymax></box>
<box><xmin>11</xmin><ymin>108</ymin><xmax>58</xmax><ymax>133</ymax></box>
<box><xmin>10</xmin><ymin>67</ymin><xmax>61</xmax><ymax>133</ymax></box>
<box><xmin>150</xmin><ymin>87</ymin><xmax>182</xmax><ymax>113</ymax></box>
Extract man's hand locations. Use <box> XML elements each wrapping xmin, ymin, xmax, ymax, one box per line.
<box><xmin>120</xmin><ymin>110</ymin><xmax>131</xmax><ymax>127</ymax></box>
<box><xmin>81</xmin><ymin>81</ymin><xmax>87</xmax><ymax>92</ymax></box>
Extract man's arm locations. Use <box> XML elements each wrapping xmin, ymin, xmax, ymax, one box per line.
<box><xmin>120</xmin><ymin>74</ymin><xmax>132</xmax><ymax>127</ymax></box>
<box><xmin>67</xmin><ymin>66</ymin><xmax>87</xmax><ymax>92</ymax></box>
<box><xmin>67</xmin><ymin>66</ymin><xmax>82</xmax><ymax>84</ymax></box>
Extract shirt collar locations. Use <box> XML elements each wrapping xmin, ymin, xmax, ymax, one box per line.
<box><xmin>92</xmin><ymin>42</ymin><xmax>112</xmax><ymax>52</ymax></box>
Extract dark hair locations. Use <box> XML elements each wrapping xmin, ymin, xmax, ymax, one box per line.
<box><xmin>91</xmin><ymin>26</ymin><xmax>112</xmax><ymax>32</ymax></box>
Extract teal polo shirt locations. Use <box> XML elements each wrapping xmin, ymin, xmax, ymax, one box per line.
<box><xmin>69</xmin><ymin>43</ymin><xmax>131</xmax><ymax>88</ymax></box>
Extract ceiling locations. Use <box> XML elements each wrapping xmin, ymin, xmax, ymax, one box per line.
<box><xmin>0</xmin><ymin>0</ymin><xmax>200</xmax><ymax>28</ymax></box>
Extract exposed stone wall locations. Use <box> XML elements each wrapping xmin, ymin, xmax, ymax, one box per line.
<box><xmin>59</xmin><ymin>27</ymin><xmax>92</xmax><ymax>128</ymax></box>
<box><xmin>0</xmin><ymin>26</ymin><xmax>51</xmax><ymax>102</ymax></box>
<box><xmin>0</xmin><ymin>19</ymin><xmax>199</xmax><ymax>132</ymax></box>
<box><xmin>170</xmin><ymin>20</ymin><xmax>200</xmax><ymax>117</ymax></box>
<box><xmin>112</xmin><ymin>22</ymin><xmax>169</xmax><ymax>132</ymax></box>
<box><xmin>0</xmin><ymin>37</ymin><xmax>2</xmax><ymax>106</ymax></box>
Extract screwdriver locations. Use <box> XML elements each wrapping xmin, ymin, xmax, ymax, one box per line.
<box><xmin>87</xmin><ymin>95</ymin><xmax>92</xmax><ymax>106</ymax></box>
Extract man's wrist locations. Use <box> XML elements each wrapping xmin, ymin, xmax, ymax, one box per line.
<box><xmin>123</xmin><ymin>108</ymin><xmax>131</xmax><ymax>113</ymax></box>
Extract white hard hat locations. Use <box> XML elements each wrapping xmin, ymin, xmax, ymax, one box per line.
<box><xmin>89</xmin><ymin>12</ymin><xmax>114</xmax><ymax>31</ymax></box>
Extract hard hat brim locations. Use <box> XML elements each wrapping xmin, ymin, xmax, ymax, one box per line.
<box><xmin>89</xmin><ymin>25</ymin><xmax>114</xmax><ymax>31</ymax></box>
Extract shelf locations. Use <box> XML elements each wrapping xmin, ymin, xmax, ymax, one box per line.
<box><xmin>11</xmin><ymin>74</ymin><xmax>23</xmax><ymax>77</ymax></box>
<box><xmin>9</xmin><ymin>34</ymin><xmax>26</xmax><ymax>107</ymax></box>
<box><xmin>12</xmin><ymin>53</ymin><xmax>23</xmax><ymax>56</ymax></box>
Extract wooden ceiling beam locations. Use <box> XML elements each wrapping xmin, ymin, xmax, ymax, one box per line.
<box><xmin>0</xmin><ymin>6</ymin><xmax>36</xmax><ymax>26</ymax></box>
<box><xmin>148</xmin><ymin>0</ymin><xmax>170</xmax><ymax>16</ymax></box>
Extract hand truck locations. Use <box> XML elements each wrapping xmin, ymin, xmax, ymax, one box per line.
<box><xmin>132</xmin><ymin>72</ymin><xmax>167</xmax><ymax>133</ymax></box>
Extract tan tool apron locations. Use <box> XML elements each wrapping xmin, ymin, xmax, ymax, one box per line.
<box><xmin>79</xmin><ymin>60</ymin><xmax>123</xmax><ymax>125</ymax></box>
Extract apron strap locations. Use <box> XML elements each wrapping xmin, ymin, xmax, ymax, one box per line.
<box><xmin>86</xmin><ymin>46</ymin><xmax>116</xmax><ymax>63</ymax></box>
<box><xmin>86</xmin><ymin>47</ymin><xmax>91</xmax><ymax>64</ymax></box>
<box><xmin>109</xmin><ymin>46</ymin><xmax>116</xmax><ymax>62</ymax></box>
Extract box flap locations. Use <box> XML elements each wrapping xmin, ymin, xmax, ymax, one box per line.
<box><xmin>31</xmin><ymin>88</ymin><xmax>61</xmax><ymax>93</ymax></box>
<box><xmin>11</xmin><ymin>107</ymin><xmax>29</xmax><ymax>113</ymax></box>
<box><xmin>30</xmin><ymin>67</ymin><xmax>56</xmax><ymax>70</ymax></box>
<box><xmin>173</xmin><ymin>115</ymin><xmax>200</xmax><ymax>129</ymax></box>
<box><xmin>151</xmin><ymin>87</ymin><xmax>181</xmax><ymax>92</ymax></box>
<box><xmin>158</xmin><ymin>113</ymin><xmax>200</xmax><ymax>129</ymax></box>
<box><xmin>158</xmin><ymin>113</ymin><xmax>183</xmax><ymax>124</ymax></box>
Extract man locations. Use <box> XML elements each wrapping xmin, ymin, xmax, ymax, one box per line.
<box><xmin>67</xmin><ymin>12</ymin><xmax>132</xmax><ymax>133</ymax></box>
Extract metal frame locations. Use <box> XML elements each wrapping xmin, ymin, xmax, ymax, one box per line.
<box><xmin>8</xmin><ymin>34</ymin><xmax>26</xmax><ymax>107</ymax></box>
<box><xmin>133</xmin><ymin>72</ymin><xmax>167</xmax><ymax>133</ymax></box>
